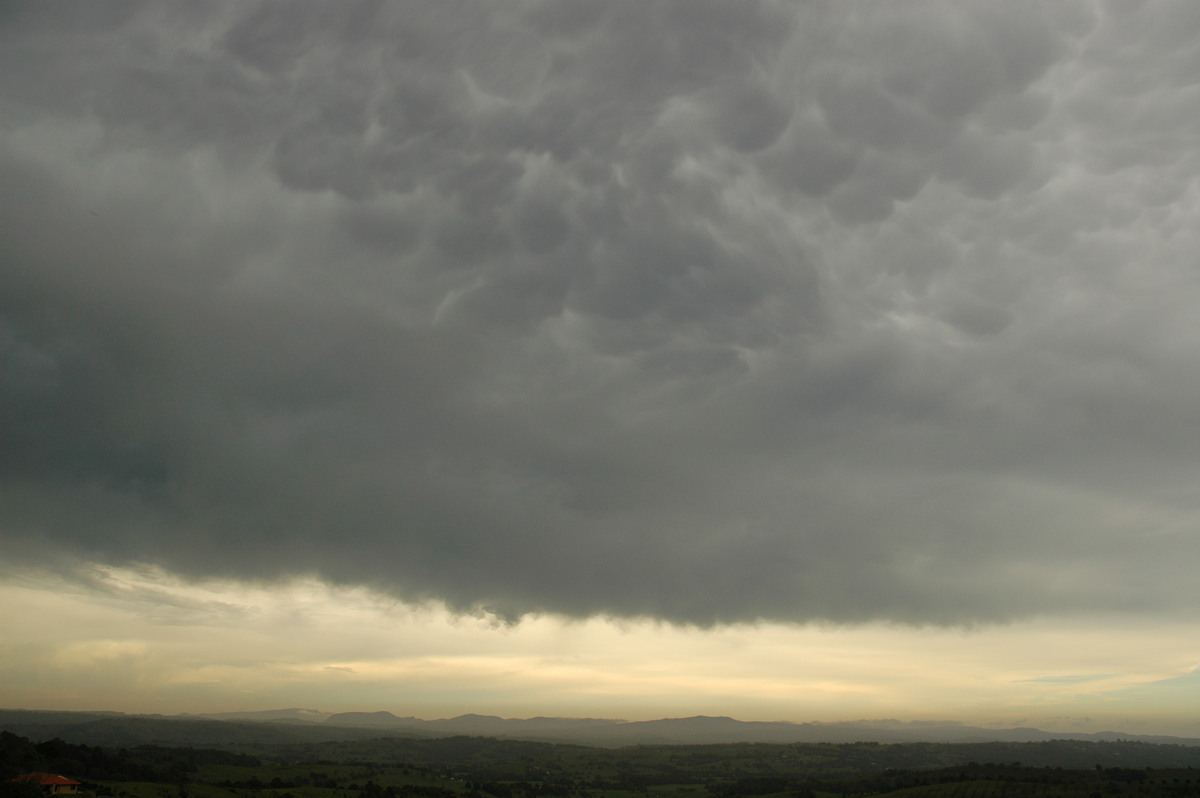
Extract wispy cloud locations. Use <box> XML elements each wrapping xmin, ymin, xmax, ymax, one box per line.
<box><xmin>1019</xmin><ymin>675</ymin><xmax>1114</xmax><ymax>685</ymax></box>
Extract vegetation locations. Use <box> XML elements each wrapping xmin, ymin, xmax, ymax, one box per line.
<box><xmin>5</xmin><ymin>729</ymin><xmax>1200</xmax><ymax>798</ymax></box>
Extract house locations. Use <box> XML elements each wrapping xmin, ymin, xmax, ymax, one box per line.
<box><xmin>10</xmin><ymin>774</ymin><xmax>81</xmax><ymax>795</ymax></box>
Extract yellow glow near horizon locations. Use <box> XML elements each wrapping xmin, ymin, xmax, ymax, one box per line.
<box><xmin>2</xmin><ymin>563</ymin><xmax>1198</xmax><ymax>734</ymax></box>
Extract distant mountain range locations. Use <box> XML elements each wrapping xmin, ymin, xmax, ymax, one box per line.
<box><xmin>312</xmin><ymin>711</ymin><xmax>1200</xmax><ymax>747</ymax></box>
<box><xmin>3</xmin><ymin>708</ymin><xmax>1198</xmax><ymax>749</ymax></box>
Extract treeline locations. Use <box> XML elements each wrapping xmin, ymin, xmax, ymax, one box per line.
<box><xmin>0</xmin><ymin>731</ymin><xmax>260</xmax><ymax>783</ymax></box>
<box><xmin>817</xmin><ymin>762</ymin><xmax>1197</xmax><ymax>796</ymax></box>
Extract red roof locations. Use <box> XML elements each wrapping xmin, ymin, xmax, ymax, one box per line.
<box><xmin>11</xmin><ymin>774</ymin><xmax>81</xmax><ymax>786</ymax></box>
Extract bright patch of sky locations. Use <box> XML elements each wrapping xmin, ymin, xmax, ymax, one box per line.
<box><xmin>3</xmin><ymin>566</ymin><xmax>1198</xmax><ymax>734</ymax></box>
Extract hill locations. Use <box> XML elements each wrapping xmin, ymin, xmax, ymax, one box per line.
<box><xmin>3</xmin><ymin>709</ymin><xmax>1200</xmax><ymax>749</ymax></box>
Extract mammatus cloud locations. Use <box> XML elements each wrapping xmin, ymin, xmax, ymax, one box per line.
<box><xmin>3</xmin><ymin>1</ymin><xmax>1200</xmax><ymax>625</ymax></box>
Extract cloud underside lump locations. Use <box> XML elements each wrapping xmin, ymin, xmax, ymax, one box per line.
<box><xmin>4</xmin><ymin>0</ymin><xmax>1200</xmax><ymax>627</ymax></box>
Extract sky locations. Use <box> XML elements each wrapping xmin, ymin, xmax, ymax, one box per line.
<box><xmin>3</xmin><ymin>1</ymin><xmax>1200</xmax><ymax>736</ymax></box>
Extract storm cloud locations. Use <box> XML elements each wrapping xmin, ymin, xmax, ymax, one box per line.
<box><xmin>4</xmin><ymin>0</ymin><xmax>1200</xmax><ymax>625</ymax></box>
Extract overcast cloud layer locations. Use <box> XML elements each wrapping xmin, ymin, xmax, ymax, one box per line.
<box><xmin>4</xmin><ymin>1</ymin><xmax>1200</xmax><ymax>626</ymax></box>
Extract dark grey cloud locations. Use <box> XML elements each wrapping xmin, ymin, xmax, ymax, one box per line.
<box><xmin>4</xmin><ymin>1</ymin><xmax>1200</xmax><ymax>625</ymax></box>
